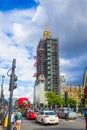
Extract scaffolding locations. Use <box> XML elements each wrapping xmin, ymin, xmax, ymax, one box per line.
<box><xmin>33</xmin><ymin>24</ymin><xmax>60</xmax><ymax>95</ymax></box>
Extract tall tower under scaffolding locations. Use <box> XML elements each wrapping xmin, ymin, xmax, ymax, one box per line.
<box><xmin>34</xmin><ymin>23</ymin><xmax>60</xmax><ymax>96</ymax></box>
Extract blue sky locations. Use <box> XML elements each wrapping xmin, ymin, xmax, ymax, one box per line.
<box><xmin>0</xmin><ymin>0</ymin><xmax>87</xmax><ymax>103</ymax></box>
<box><xmin>0</xmin><ymin>0</ymin><xmax>39</xmax><ymax>11</ymax></box>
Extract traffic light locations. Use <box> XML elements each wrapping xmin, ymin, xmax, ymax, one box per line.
<box><xmin>9</xmin><ymin>74</ymin><xmax>18</xmax><ymax>91</ymax></box>
<box><xmin>65</xmin><ymin>91</ymin><xmax>68</xmax><ymax>106</ymax></box>
<box><xmin>81</xmin><ymin>98</ymin><xmax>85</xmax><ymax>106</ymax></box>
<box><xmin>84</xmin><ymin>87</ymin><xmax>87</xmax><ymax>98</ymax></box>
<box><xmin>13</xmin><ymin>74</ymin><xmax>17</xmax><ymax>89</ymax></box>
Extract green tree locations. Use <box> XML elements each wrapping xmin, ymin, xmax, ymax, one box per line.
<box><xmin>45</xmin><ymin>92</ymin><xmax>65</xmax><ymax>107</ymax></box>
<box><xmin>68</xmin><ymin>97</ymin><xmax>77</xmax><ymax>108</ymax></box>
<box><xmin>45</xmin><ymin>92</ymin><xmax>77</xmax><ymax>108</ymax></box>
<box><xmin>45</xmin><ymin>92</ymin><xmax>57</xmax><ymax>106</ymax></box>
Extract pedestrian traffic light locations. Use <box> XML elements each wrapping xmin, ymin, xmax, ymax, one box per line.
<box><xmin>65</xmin><ymin>91</ymin><xmax>68</xmax><ymax>106</ymax></box>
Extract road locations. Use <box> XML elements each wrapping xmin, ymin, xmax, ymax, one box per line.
<box><xmin>20</xmin><ymin>117</ymin><xmax>85</xmax><ymax>130</ymax></box>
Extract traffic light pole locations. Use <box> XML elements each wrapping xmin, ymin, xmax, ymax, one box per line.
<box><xmin>8</xmin><ymin>88</ymin><xmax>13</xmax><ymax>130</ymax></box>
<box><xmin>7</xmin><ymin>59</ymin><xmax>16</xmax><ymax>130</ymax></box>
<box><xmin>65</xmin><ymin>91</ymin><xmax>69</xmax><ymax>120</ymax></box>
<box><xmin>65</xmin><ymin>91</ymin><xmax>68</xmax><ymax>107</ymax></box>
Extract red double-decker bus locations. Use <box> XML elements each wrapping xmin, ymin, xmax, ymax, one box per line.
<box><xmin>14</xmin><ymin>97</ymin><xmax>30</xmax><ymax>111</ymax></box>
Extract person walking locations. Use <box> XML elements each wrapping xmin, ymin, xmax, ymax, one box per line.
<box><xmin>15</xmin><ymin>108</ymin><xmax>22</xmax><ymax>130</ymax></box>
<box><xmin>11</xmin><ymin>111</ymin><xmax>17</xmax><ymax>130</ymax></box>
<box><xmin>11</xmin><ymin>111</ymin><xmax>15</xmax><ymax>124</ymax></box>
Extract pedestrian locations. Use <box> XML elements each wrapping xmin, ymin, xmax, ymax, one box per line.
<box><xmin>0</xmin><ymin>107</ymin><xmax>4</xmax><ymax>125</ymax></box>
<box><xmin>15</xmin><ymin>108</ymin><xmax>22</xmax><ymax>130</ymax></box>
<box><xmin>84</xmin><ymin>107</ymin><xmax>87</xmax><ymax>130</ymax></box>
<box><xmin>11</xmin><ymin>111</ymin><xmax>15</xmax><ymax>124</ymax></box>
<box><xmin>11</xmin><ymin>111</ymin><xmax>17</xmax><ymax>130</ymax></box>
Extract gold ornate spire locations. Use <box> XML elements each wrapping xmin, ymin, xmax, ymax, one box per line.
<box><xmin>43</xmin><ymin>22</ymin><xmax>52</xmax><ymax>39</ymax></box>
<box><xmin>45</xmin><ymin>21</ymin><xmax>48</xmax><ymax>31</ymax></box>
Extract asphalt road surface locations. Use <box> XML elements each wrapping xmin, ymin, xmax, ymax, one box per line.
<box><xmin>20</xmin><ymin>117</ymin><xmax>85</xmax><ymax>130</ymax></box>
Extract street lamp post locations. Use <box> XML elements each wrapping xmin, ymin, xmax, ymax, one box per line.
<box><xmin>33</xmin><ymin>80</ymin><xmax>37</xmax><ymax>109</ymax></box>
<box><xmin>78</xmin><ymin>84</ymin><xmax>83</xmax><ymax>114</ymax></box>
<box><xmin>0</xmin><ymin>74</ymin><xmax>5</xmax><ymax>125</ymax></box>
<box><xmin>1</xmin><ymin>75</ymin><xmax>5</xmax><ymax>105</ymax></box>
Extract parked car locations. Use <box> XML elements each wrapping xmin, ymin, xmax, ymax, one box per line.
<box><xmin>40</xmin><ymin>107</ymin><xmax>49</xmax><ymax>111</ymax></box>
<box><xmin>22</xmin><ymin>108</ymin><xmax>30</xmax><ymax>117</ymax></box>
<box><xmin>57</xmin><ymin>107</ymin><xmax>77</xmax><ymax>119</ymax></box>
<box><xmin>26</xmin><ymin>110</ymin><xmax>37</xmax><ymax>120</ymax></box>
<box><xmin>36</xmin><ymin>110</ymin><xmax>59</xmax><ymax>125</ymax></box>
<box><xmin>33</xmin><ymin>108</ymin><xmax>40</xmax><ymax>114</ymax></box>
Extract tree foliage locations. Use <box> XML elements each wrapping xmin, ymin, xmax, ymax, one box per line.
<box><xmin>68</xmin><ymin>97</ymin><xmax>77</xmax><ymax>107</ymax></box>
<box><xmin>45</xmin><ymin>92</ymin><xmax>77</xmax><ymax>108</ymax></box>
<box><xmin>45</xmin><ymin>92</ymin><xmax>65</xmax><ymax>106</ymax></box>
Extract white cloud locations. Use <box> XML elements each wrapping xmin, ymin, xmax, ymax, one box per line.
<box><xmin>32</xmin><ymin>6</ymin><xmax>47</xmax><ymax>22</ymax></box>
<box><xmin>12</xmin><ymin>23</ymin><xmax>29</xmax><ymax>44</ymax></box>
<box><xmin>3</xmin><ymin>84</ymin><xmax>34</xmax><ymax>103</ymax></box>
